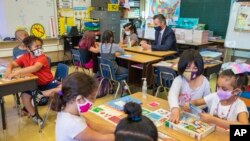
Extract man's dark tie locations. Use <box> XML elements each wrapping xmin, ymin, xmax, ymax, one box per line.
<box><xmin>158</xmin><ymin>32</ymin><xmax>162</xmax><ymax>45</ymax></box>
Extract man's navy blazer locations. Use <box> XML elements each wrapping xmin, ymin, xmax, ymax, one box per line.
<box><xmin>152</xmin><ymin>27</ymin><xmax>177</xmax><ymax>51</ymax></box>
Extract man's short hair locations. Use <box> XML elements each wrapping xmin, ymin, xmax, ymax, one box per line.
<box><xmin>15</xmin><ymin>29</ymin><xmax>28</xmax><ymax>39</ymax></box>
<box><xmin>153</xmin><ymin>14</ymin><xmax>166</xmax><ymax>25</ymax></box>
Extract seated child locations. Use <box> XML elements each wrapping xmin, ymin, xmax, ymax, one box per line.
<box><xmin>100</xmin><ymin>30</ymin><xmax>128</xmax><ymax>75</ymax></box>
<box><xmin>120</xmin><ymin>23</ymin><xmax>138</xmax><ymax>47</ymax></box>
<box><xmin>13</xmin><ymin>29</ymin><xmax>29</xmax><ymax>60</ymax></box>
<box><xmin>168</xmin><ymin>49</ymin><xmax>210</xmax><ymax>123</ymax></box>
<box><xmin>4</xmin><ymin>36</ymin><xmax>58</xmax><ymax>124</ymax></box>
<box><xmin>184</xmin><ymin>69</ymin><xmax>249</xmax><ymax>129</ymax></box>
<box><xmin>115</xmin><ymin>102</ymin><xmax>158</xmax><ymax>141</ymax></box>
<box><xmin>52</xmin><ymin>72</ymin><xmax>114</xmax><ymax>141</ymax></box>
<box><xmin>78</xmin><ymin>31</ymin><xmax>99</xmax><ymax>72</ymax></box>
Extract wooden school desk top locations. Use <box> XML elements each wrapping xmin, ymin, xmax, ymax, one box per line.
<box><xmin>84</xmin><ymin>92</ymin><xmax>229</xmax><ymax>141</ymax></box>
<box><xmin>0</xmin><ymin>74</ymin><xmax>38</xmax><ymax>87</ymax></box>
<box><xmin>0</xmin><ymin>59</ymin><xmax>38</xmax><ymax>87</ymax></box>
<box><xmin>177</xmin><ymin>41</ymin><xmax>214</xmax><ymax>47</ymax></box>
<box><xmin>124</xmin><ymin>46</ymin><xmax>177</xmax><ymax>57</ymax></box>
<box><xmin>153</xmin><ymin>57</ymin><xmax>222</xmax><ymax>71</ymax></box>
<box><xmin>117</xmin><ymin>51</ymin><xmax>162</xmax><ymax>64</ymax></box>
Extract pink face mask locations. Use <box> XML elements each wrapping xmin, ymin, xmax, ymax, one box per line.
<box><xmin>77</xmin><ymin>98</ymin><xmax>93</xmax><ymax>113</ymax></box>
<box><xmin>217</xmin><ymin>88</ymin><xmax>232</xmax><ymax>101</ymax></box>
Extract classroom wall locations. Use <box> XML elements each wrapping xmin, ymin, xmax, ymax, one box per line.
<box><xmin>180</xmin><ymin>0</ymin><xmax>231</xmax><ymax>38</ymax></box>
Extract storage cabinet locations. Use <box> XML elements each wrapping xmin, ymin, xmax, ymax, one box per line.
<box><xmin>91</xmin><ymin>11</ymin><xmax>121</xmax><ymax>43</ymax></box>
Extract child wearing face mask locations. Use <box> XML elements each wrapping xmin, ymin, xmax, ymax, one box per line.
<box><xmin>168</xmin><ymin>49</ymin><xmax>210</xmax><ymax>124</ymax></box>
<box><xmin>120</xmin><ymin>23</ymin><xmax>138</xmax><ymax>47</ymax></box>
<box><xmin>52</xmin><ymin>72</ymin><xmax>114</xmax><ymax>141</ymax></box>
<box><xmin>183</xmin><ymin>69</ymin><xmax>249</xmax><ymax>129</ymax></box>
<box><xmin>4</xmin><ymin>36</ymin><xmax>58</xmax><ymax>125</ymax></box>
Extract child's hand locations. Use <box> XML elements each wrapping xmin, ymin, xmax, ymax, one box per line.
<box><xmin>182</xmin><ymin>102</ymin><xmax>190</xmax><ymax>112</ymax></box>
<box><xmin>199</xmin><ymin>112</ymin><xmax>214</xmax><ymax>123</ymax></box>
<box><xmin>169</xmin><ymin>108</ymin><xmax>180</xmax><ymax>124</ymax></box>
<box><xmin>6</xmin><ymin>71</ymin><xmax>20</xmax><ymax>79</ymax></box>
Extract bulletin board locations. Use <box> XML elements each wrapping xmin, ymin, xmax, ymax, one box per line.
<box><xmin>225</xmin><ymin>2</ymin><xmax>250</xmax><ymax>49</ymax></box>
<box><xmin>0</xmin><ymin>0</ymin><xmax>57</xmax><ymax>38</ymax></box>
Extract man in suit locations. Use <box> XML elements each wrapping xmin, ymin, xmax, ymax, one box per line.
<box><xmin>140</xmin><ymin>14</ymin><xmax>177</xmax><ymax>51</ymax></box>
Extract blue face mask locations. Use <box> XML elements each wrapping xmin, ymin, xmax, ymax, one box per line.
<box><xmin>154</xmin><ymin>26</ymin><xmax>162</xmax><ymax>31</ymax></box>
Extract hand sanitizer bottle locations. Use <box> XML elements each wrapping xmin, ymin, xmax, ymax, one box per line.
<box><xmin>128</xmin><ymin>37</ymin><xmax>131</xmax><ymax>48</ymax></box>
<box><xmin>142</xmin><ymin>78</ymin><xmax>147</xmax><ymax>99</ymax></box>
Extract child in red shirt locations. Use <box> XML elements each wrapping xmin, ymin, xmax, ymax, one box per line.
<box><xmin>5</xmin><ymin>36</ymin><xmax>59</xmax><ymax>125</ymax></box>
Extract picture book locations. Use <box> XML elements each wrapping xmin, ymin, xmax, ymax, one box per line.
<box><xmin>107</xmin><ymin>96</ymin><xmax>142</xmax><ymax>111</ymax></box>
<box><xmin>90</xmin><ymin>105</ymin><xmax>123</xmax><ymax>125</ymax></box>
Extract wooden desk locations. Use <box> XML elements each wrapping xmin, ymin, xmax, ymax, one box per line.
<box><xmin>117</xmin><ymin>52</ymin><xmax>162</xmax><ymax>85</ymax></box>
<box><xmin>177</xmin><ymin>41</ymin><xmax>213</xmax><ymax>47</ymax></box>
<box><xmin>153</xmin><ymin>58</ymin><xmax>222</xmax><ymax>78</ymax></box>
<box><xmin>124</xmin><ymin>46</ymin><xmax>177</xmax><ymax>58</ymax></box>
<box><xmin>84</xmin><ymin>92</ymin><xmax>229</xmax><ymax>141</ymax></box>
<box><xmin>0</xmin><ymin>60</ymin><xmax>40</xmax><ymax>130</ymax></box>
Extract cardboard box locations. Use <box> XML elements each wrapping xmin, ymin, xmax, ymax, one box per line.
<box><xmin>166</xmin><ymin>112</ymin><xmax>215</xmax><ymax>140</ymax></box>
<box><xmin>193</xmin><ymin>30</ymin><xmax>209</xmax><ymax>43</ymax></box>
<box><xmin>175</xmin><ymin>28</ymin><xmax>193</xmax><ymax>43</ymax></box>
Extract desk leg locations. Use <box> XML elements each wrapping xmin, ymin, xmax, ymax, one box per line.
<box><xmin>0</xmin><ymin>97</ymin><xmax>6</xmax><ymax>130</ymax></box>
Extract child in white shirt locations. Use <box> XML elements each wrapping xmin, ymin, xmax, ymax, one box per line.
<box><xmin>184</xmin><ymin>69</ymin><xmax>249</xmax><ymax>129</ymax></box>
<box><xmin>168</xmin><ymin>49</ymin><xmax>210</xmax><ymax>123</ymax></box>
<box><xmin>52</xmin><ymin>72</ymin><xmax>114</xmax><ymax>141</ymax></box>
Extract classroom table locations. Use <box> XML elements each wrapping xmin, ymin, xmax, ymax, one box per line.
<box><xmin>153</xmin><ymin>57</ymin><xmax>223</xmax><ymax>78</ymax></box>
<box><xmin>117</xmin><ymin>51</ymin><xmax>162</xmax><ymax>86</ymax></box>
<box><xmin>0</xmin><ymin>59</ymin><xmax>40</xmax><ymax>130</ymax></box>
<box><xmin>84</xmin><ymin>92</ymin><xmax>229</xmax><ymax>141</ymax></box>
<box><xmin>123</xmin><ymin>46</ymin><xmax>177</xmax><ymax>58</ymax></box>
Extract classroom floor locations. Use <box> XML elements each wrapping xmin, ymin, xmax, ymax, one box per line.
<box><xmin>0</xmin><ymin>66</ymin><xmax>217</xmax><ymax>141</ymax></box>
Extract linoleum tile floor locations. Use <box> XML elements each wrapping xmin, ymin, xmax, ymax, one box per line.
<box><xmin>0</xmin><ymin>65</ymin><xmax>217</xmax><ymax>141</ymax></box>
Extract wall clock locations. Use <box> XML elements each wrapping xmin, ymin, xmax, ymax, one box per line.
<box><xmin>30</xmin><ymin>23</ymin><xmax>45</xmax><ymax>38</ymax></box>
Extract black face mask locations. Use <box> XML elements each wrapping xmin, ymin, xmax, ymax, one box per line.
<box><xmin>154</xmin><ymin>26</ymin><xmax>162</xmax><ymax>31</ymax></box>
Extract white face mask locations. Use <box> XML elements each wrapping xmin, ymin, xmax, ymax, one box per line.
<box><xmin>32</xmin><ymin>48</ymin><xmax>43</xmax><ymax>57</ymax></box>
<box><xmin>125</xmin><ymin>31</ymin><xmax>131</xmax><ymax>36</ymax></box>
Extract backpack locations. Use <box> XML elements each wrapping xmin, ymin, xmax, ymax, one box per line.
<box><xmin>96</xmin><ymin>76</ymin><xmax>114</xmax><ymax>98</ymax></box>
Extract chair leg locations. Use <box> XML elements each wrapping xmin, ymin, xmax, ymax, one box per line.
<box><xmin>96</xmin><ymin>78</ymin><xmax>105</xmax><ymax>98</ymax></box>
<box><xmin>114</xmin><ymin>82</ymin><xmax>121</xmax><ymax>98</ymax></box>
<box><xmin>43</xmin><ymin>98</ymin><xmax>53</xmax><ymax>127</ymax></box>
<box><xmin>155</xmin><ymin>86</ymin><xmax>162</xmax><ymax>97</ymax></box>
<box><xmin>13</xmin><ymin>93</ymin><xmax>21</xmax><ymax>115</ymax></box>
<box><xmin>123</xmin><ymin>80</ymin><xmax>132</xmax><ymax>95</ymax></box>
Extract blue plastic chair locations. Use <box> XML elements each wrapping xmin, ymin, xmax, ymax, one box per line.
<box><xmin>98</xmin><ymin>57</ymin><xmax>130</xmax><ymax>98</ymax></box>
<box><xmin>54</xmin><ymin>63</ymin><xmax>69</xmax><ymax>81</ymax></box>
<box><xmin>240</xmin><ymin>92</ymin><xmax>250</xmax><ymax>112</ymax></box>
<box><xmin>154</xmin><ymin>66</ymin><xmax>177</xmax><ymax>97</ymax></box>
<box><xmin>71</xmin><ymin>48</ymin><xmax>91</xmax><ymax>73</ymax></box>
<box><xmin>43</xmin><ymin>63</ymin><xmax>69</xmax><ymax>126</ymax></box>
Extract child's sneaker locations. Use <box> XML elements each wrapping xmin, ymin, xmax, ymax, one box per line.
<box><xmin>32</xmin><ymin>115</ymin><xmax>44</xmax><ymax>127</ymax></box>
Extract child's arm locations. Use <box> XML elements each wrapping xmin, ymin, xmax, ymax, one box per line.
<box><xmin>200</xmin><ymin>112</ymin><xmax>249</xmax><ymax>129</ymax></box>
<box><xmin>74</xmin><ymin>126</ymin><xmax>114</xmax><ymax>141</ymax></box>
<box><xmin>182</xmin><ymin>98</ymin><xmax>206</xmax><ymax>112</ymax></box>
<box><xmin>168</xmin><ymin>77</ymin><xmax>182</xmax><ymax>123</ymax></box>
<box><xmin>8</xmin><ymin>62</ymin><xmax>43</xmax><ymax>79</ymax></box>
<box><xmin>89</xmin><ymin>45</ymin><xmax>99</xmax><ymax>53</ymax></box>
<box><xmin>4</xmin><ymin>61</ymin><xmax>19</xmax><ymax>78</ymax></box>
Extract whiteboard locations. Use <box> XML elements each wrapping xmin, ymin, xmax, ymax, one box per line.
<box><xmin>0</xmin><ymin>0</ymin><xmax>57</xmax><ymax>38</ymax></box>
<box><xmin>225</xmin><ymin>2</ymin><xmax>250</xmax><ymax>50</ymax></box>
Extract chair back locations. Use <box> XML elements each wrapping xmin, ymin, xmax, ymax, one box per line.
<box><xmin>240</xmin><ymin>91</ymin><xmax>250</xmax><ymax>113</ymax></box>
<box><xmin>46</xmin><ymin>56</ymin><xmax>52</xmax><ymax>67</ymax></box>
<box><xmin>71</xmin><ymin>49</ymin><xmax>84</xmax><ymax>67</ymax></box>
<box><xmin>98</xmin><ymin>57</ymin><xmax>116</xmax><ymax>80</ymax></box>
<box><xmin>155</xmin><ymin>66</ymin><xmax>177</xmax><ymax>89</ymax></box>
<box><xmin>55</xmin><ymin>63</ymin><xmax>69</xmax><ymax>81</ymax></box>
